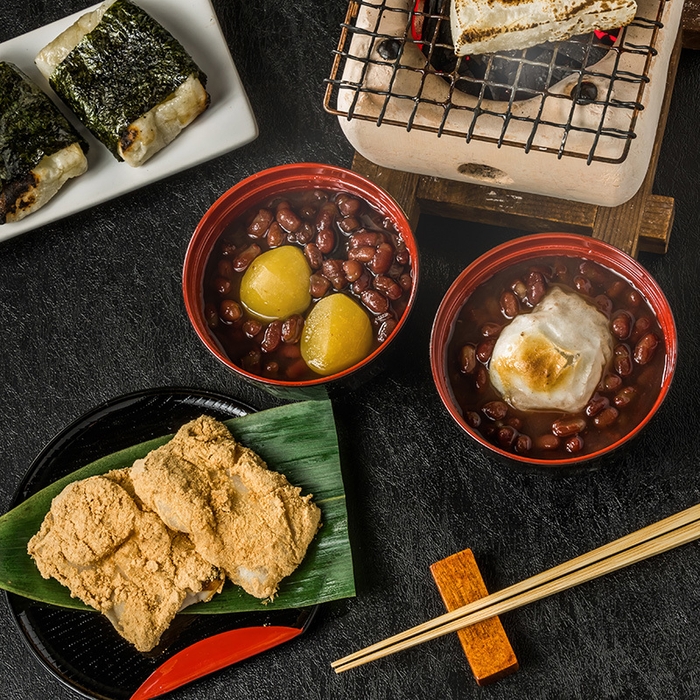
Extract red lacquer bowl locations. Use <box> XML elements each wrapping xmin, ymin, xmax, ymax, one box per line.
<box><xmin>430</xmin><ymin>233</ymin><xmax>677</xmax><ymax>470</ymax></box>
<box><xmin>183</xmin><ymin>163</ymin><xmax>419</xmax><ymax>398</ymax></box>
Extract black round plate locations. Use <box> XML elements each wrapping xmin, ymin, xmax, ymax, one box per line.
<box><xmin>5</xmin><ymin>388</ymin><xmax>308</xmax><ymax>700</ymax></box>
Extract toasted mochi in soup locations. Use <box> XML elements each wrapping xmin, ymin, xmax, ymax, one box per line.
<box><xmin>130</xmin><ymin>415</ymin><xmax>322</xmax><ymax>601</ymax></box>
<box><xmin>489</xmin><ymin>286</ymin><xmax>613</xmax><ymax>413</ymax></box>
<box><xmin>35</xmin><ymin>0</ymin><xmax>209</xmax><ymax>167</ymax></box>
<box><xmin>27</xmin><ymin>470</ymin><xmax>225</xmax><ymax>652</ymax></box>
<box><xmin>450</xmin><ymin>0</ymin><xmax>637</xmax><ymax>56</ymax></box>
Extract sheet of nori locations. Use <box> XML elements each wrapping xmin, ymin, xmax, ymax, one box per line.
<box><xmin>50</xmin><ymin>0</ymin><xmax>207</xmax><ymax>160</ymax></box>
<box><xmin>0</xmin><ymin>62</ymin><xmax>85</xmax><ymax>186</ymax></box>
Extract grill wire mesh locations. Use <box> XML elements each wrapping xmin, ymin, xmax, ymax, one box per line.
<box><xmin>324</xmin><ymin>0</ymin><xmax>669</xmax><ymax>164</ymax></box>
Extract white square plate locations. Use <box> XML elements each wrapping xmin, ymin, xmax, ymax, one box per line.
<box><xmin>0</xmin><ymin>0</ymin><xmax>258</xmax><ymax>243</ymax></box>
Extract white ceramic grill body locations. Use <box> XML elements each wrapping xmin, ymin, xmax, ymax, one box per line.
<box><xmin>336</xmin><ymin>0</ymin><xmax>682</xmax><ymax>206</ymax></box>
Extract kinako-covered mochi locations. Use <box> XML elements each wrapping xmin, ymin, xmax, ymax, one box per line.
<box><xmin>27</xmin><ymin>469</ymin><xmax>225</xmax><ymax>652</ymax></box>
<box><xmin>450</xmin><ymin>0</ymin><xmax>637</xmax><ymax>56</ymax></box>
<box><xmin>35</xmin><ymin>0</ymin><xmax>209</xmax><ymax>167</ymax></box>
<box><xmin>0</xmin><ymin>62</ymin><xmax>87</xmax><ymax>224</ymax></box>
<box><xmin>130</xmin><ymin>415</ymin><xmax>322</xmax><ymax>601</ymax></box>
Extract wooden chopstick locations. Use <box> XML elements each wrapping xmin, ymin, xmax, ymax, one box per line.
<box><xmin>332</xmin><ymin>502</ymin><xmax>700</xmax><ymax>674</ymax></box>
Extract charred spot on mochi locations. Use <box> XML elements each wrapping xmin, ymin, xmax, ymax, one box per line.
<box><xmin>0</xmin><ymin>171</ymin><xmax>38</xmax><ymax>224</ymax></box>
<box><xmin>514</xmin><ymin>333</ymin><xmax>579</xmax><ymax>391</ymax></box>
<box><xmin>119</xmin><ymin>126</ymin><xmax>139</xmax><ymax>153</ymax></box>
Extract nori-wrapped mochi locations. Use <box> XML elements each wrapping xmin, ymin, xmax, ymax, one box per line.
<box><xmin>36</xmin><ymin>0</ymin><xmax>210</xmax><ymax>167</ymax></box>
<box><xmin>0</xmin><ymin>61</ymin><xmax>88</xmax><ymax>224</ymax></box>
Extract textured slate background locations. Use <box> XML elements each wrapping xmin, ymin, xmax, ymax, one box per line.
<box><xmin>2</xmin><ymin>1</ymin><xmax>700</xmax><ymax>698</ymax></box>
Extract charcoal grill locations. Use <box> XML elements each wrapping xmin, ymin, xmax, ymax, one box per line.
<box><xmin>324</xmin><ymin>0</ymin><xmax>682</xmax><ymax>209</ymax></box>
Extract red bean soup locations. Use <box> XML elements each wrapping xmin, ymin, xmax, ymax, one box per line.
<box><xmin>445</xmin><ymin>254</ymin><xmax>667</xmax><ymax>462</ymax></box>
<box><xmin>201</xmin><ymin>187</ymin><xmax>414</xmax><ymax>382</ymax></box>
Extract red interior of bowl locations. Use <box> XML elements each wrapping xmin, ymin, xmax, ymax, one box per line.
<box><xmin>183</xmin><ymin>163</ymin><xmax>419</xmax><ymax>387</ymax></box>
<box><xmin>430</xmin><ymin>233</ymin><xmax>678</xmax><ymax>467</ymax></box>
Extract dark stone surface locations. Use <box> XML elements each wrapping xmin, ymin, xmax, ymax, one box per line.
<box><xmin>1</xmin><ymin>2</ymin><xmax>700</xmax><ymax>699</ymax></box>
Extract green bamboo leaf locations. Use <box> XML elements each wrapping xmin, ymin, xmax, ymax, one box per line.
<box><xmin>0</xmin><ymin>399</ymin><xmax>355</xmax><ymax>614</ymax></box>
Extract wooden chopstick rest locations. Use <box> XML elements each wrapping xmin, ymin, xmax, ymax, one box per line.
<box><xmin>430</xmin><ymin>549</ymin><xmax>518</xmax><ymax>685</ymax></box>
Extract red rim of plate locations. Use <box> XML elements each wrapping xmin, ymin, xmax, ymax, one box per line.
<box><xmin>183</xmin><ymin>162</ymin><xmax>419</xmax><ymax>388</ymax></box>
<box><xmin>430</xmin><ymin>233</ymin><xmax>678</xmax><ymax>467</ymax></box>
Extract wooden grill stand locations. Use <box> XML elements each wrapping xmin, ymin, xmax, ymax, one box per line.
<box><xmin>352</xmin><ymin>24</ymin><xmax>691</xmax><ymax>258</ymax></box>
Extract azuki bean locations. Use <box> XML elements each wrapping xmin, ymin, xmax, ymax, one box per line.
<box><xmin>497</xmin><ymin>426</ymin><xmax>518</xmax><ymax>449</ymax></box>
<box><xmin>267</xmin><ymin>222</ymin><xmax>286</xmax><ymax>247</ymax></box>
<box><xmin>465</xmin><ymin>411</ymin><xmax>481</xmax><ymax>429</ymax></box>
<box><xmin>565</xmin><ymin>435</ymin><xmax>585</xmax><ymax>453</ymax></box>
<box><xmin>264</xmin><ymin>361</ymin><xmax>279</xmax><ymax>375</ymax></box>
<box><xmin>514</xmin><ymin>434</ymin><xmax>532</xmax><ymax>454</ymax></box>
<box><xmin>349</xmin><ymin>231</ymin><xmax>381</xmax><ymax>248</ymax></box>
<box><xmin>459</xmin><ymin>344</ymin><xmax>477</xmax><ymax>374</ymax></box>
<box><xmin>634</xmin><ymin>332</ymin><xmax>659</xmax><ymax>365</ymax></box>
<box><xmin>247</xmin><ymin>208</ymin><xmax>274</xmax><ymax>237</ymax></box>
<box><xmin>304</xmin><ymin>242</ymin><xmax>323</xmax><ymax>270</ymax></box>
<box><xmin>579</xmin><ymin>261</ymin><xmax>606</xmax><ymax>284</ymax></box>
<box><xmin>594</xmin><ymin>406</ymin><xmax>619</xmax><ymax>428</ymax></box>
<box><xmin>475</xmin><ymin>365</ymin><xmax>489</xmax><ymax>391</ymax></box>
<box><xmin>214</xmin><ymin>276</ymin><xmax>232</xmax><ymax>295</ymax></box>
<box><xmin>613</xmin><ymin>344</ymin><xmax>633</xmax><ymax>377</ymax></box>
<box><xmin>348</xmin><ymin>246</ymin><xmax>376</xmax><ymax>263</ymax></box>
<box><xmin>282</xmin><ymin>315</ymin><xmax>304</xmax><ymax>344</ymax></box>
<box><xmin>395</xmin><ymin>249</ymin><xmax>410</xmax><ymax>265</ymax></box>
<box><xmin>316</xmin><ymin>227</ymin><xmax>336</xmax><ymax>254</ymax></box>
<box><xmin>500</xmin><ymin>291</ymin><xmax>519</xmax><ymax>318</ymax></box>
<box><xmin>526</xmin><ymin>271</ymin><xmax>547</xmax><ymax>306</ymax></box>
<box><xmin>338</xmin><ymin>216</ymin><xmax>360</xmax><ymax>233</ymax></box>
<box><xmin>631</xmin><ymin>316</ymin><xmax>652</xmax><ymax>342</ymax></box>
<box><xmin>377</xmin><ymin>317</ymin><xmax>397</xmax><ymax>342</ymax></box>
<box><xmin>600</xmin><ymin>373</ymin><xmax>623</xmax><ymax>393</ymax></box>
<box><xmin>204</xmin><ymin>303</ymin><xmax>219</xmax><ymax>328</ymax></box>
<box><xmin>309</xmin><ymin>273</ymin><xmax>331</xmax><ymax>298</ymax></box>
<box><xmin>536</xmin><ymin>434</ymin><xmax>561</xmax><ymax>451</ymax></box>
<box><xmin>552</xmin><ymin>416</ymin><xmax>586</xmax><ymax>437</ymax></box>
<box><xmin>322</xmin><ymin>259</ymin><xmax>347</xmax><ymax>290</ymax></box>
<box><xmin>585</xmin><ymin>393</ymin><xmax>609</xmax><ymax>417</ymax></box>
<box><xmin>476</xmin><ymin>338</ymin><xmax>497</xmax><ymax>364</ymax></box>
<box><xmin>350</xmin><ymin>272</ymin><xmax>370</xmax><ymax>295</ymax></box>
<box><xmin>506</xmin><ymin>416</ymin><xmax>523</xmax><ymax>431</ymax></box>
<box><xmin>232</xmin><ymin>244</ymin><xmax>261</xmax><ymax>272</ymax></box>
<box><xmin>374</xmin><ymin>275</ymin><xmax>403</xmax><ymax>300</ymax></box>
<box><xmin>343</xmin><ymin>259</ymin><xmax>364</xmax><ymax>282</ymax></box>
<box><xmin>220</xmin><ymin>299</ymin><xmax>242</xmax><ymax>323</ymax></box>
<box><xmin>613</xmin><ymin>386</ymin><xmax>636</xmax><ymax>408</ymax></box>
<box><xmin>361</xmin><ymin>289</ymin><xmax>390</xmax><ymax>314</ymax></box>
<box><xmin>243</xmin><ymin>318</ymin><xmax>263</xmax><ymax>338</ymax></box>
<box><xmin>371</xmin><ymin>243</ymin><xmax>394</xmax><ymax>275</ymax></box>
<box><xmin>398</xmin><ymin>273</ymin><xmax>413</xmax><ymax>292</ymax></box>
<box><xmin>261</xmin><ymin>321</ymin><xmax>283</xmax><ymax>353</ymax></box>
<box><xmin>574</xmin><ymin>275</ymin><xmax>592</xmax><ymax>295</ymax></box>
<box><xmin>606</xmin><ymin>279</ymin><xmax>627</xmax><ymax>299</ymax></box>
<box><xmin>482</xmin><ymin>400</ymin><xmax>508</xmax><ymax>421</ymax></box>
<box><xmin>276</xmin><ymin>207</ymin><xmax>302</xmax><ymax>233</ymax></box>
<box><xmin>336</xmin><ymin>194</ymin><xmax>362</xmax><ymax>217</ymax></box>
<box><xmin>511</xmin><ymin>279</ymin><xmax>527</xmax><ymax>301</ymax></box>
<box><xmin>611</xmin><ymin>310</ymin><xmax>633</xmax><ymax>340</ymax></box>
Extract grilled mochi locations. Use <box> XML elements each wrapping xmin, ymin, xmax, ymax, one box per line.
<box><xmin>130</xmin><ymin>415</ymin><xmax>322</xmax><ymax>601</ymax></box>
<box><xmin>489</xmin><ymin>286</ymin><xmax>614</xmax><ymax>413</ymax></box>
<box><xmin>450</xmin><ymin>0</ymin><xmax>637</xmax><ymax>56</ymax></box>
<box><xmin>35</xmin><ymin>0</ymin><xmax>209</xmax><ymax>167</ymax></box>
<box><xmin>0</xmin><ymin>62</ymin><xmax>87</xmax><ymax>224</ymax></box>
<box><xmin>27</xmin><ymin>470</ymin><xmax>225</xmax><ymax>652</ymax></box>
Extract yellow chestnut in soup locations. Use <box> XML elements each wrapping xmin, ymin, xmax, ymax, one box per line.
<box><xmin>240</xmin><ymin>246</ymin><xmax>312</xmax><ymax>321</ymax></box>
<box><xmin>301</xmin><ymin>294</ymin><xmax>373</xmax><ymax>376</ymax></box>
